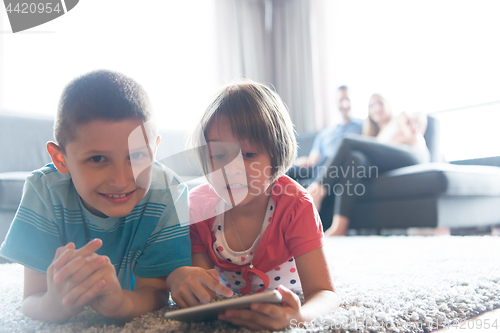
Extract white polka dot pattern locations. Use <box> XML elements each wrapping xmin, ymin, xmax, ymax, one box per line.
<box><xmin>211</xmin><ymin>197</ymin><xmax>302</xmax><ymax>293</ymax></box>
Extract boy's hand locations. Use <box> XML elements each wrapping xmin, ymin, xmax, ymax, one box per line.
<box><xmin>51</xmin><ymin>240</ymin><xmax>124</xmax><ymax>318</ymax></box>
<box><xmin>166</xmin><ymin>266</ymin><xmax>233</xmax><ymax>308</ymax></box>
<box><xmin>218</xmin><ymin>285</ymin><xmax>302</xmax><ymax>331</ymax></box>
<box><xmin>44</xmin><ymin>239</ymin><xmax>107</xmax><ymax>320</ymax></box>
<box><xmin>84</xmin><ymin>256</ymin><xmax>126</xmax><ymax>318</ymax></box>
<box><xmin>55</xmin><ymin>242</ymin><xmax>164</xmax><ymax>320</ymax></box>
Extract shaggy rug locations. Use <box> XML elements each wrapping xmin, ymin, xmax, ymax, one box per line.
<box><xmin>1</xmin><ymin>236</ymin><xmax>499</xmax><ymax>333</ymax></box>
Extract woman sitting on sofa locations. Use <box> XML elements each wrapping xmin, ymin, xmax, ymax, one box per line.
<box><xmin>307</xmin><ymin>93</ymin><xmax>430</xmax><ymax>236</ymax></box>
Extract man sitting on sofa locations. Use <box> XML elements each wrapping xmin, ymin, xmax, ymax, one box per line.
<box><xmin>288</xmin><ymin>85</ymin><xmax>363</xmax><ymax>186</ymax></box>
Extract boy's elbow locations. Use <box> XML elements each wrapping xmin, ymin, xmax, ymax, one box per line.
<box><xmin>22</xmin><ymin>297</ymin><xmax>71</xmax><ymax>324</ymax></box>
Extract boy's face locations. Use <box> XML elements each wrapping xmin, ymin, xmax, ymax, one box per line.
<box><xmin>49</xmin><ymin>119</ymin><xmax>159</xmax><ymax>218</ymax></box>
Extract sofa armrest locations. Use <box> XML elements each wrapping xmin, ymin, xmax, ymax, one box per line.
<box><xmin>296</xmin><ymin>132</ymin><xmax>318</xmax><ymax>157</ymax></box>
<box><xmin>0</xmin><ymin>172</ymin><xmax>29</xmax><ymax>210</ymax></box>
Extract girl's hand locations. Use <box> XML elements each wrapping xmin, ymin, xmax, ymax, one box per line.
<box><xmin>167</xmin><ymin>266</ymin><xmax>233</xmax><ymax>308</ymax></box>
<box><xmin>218</xmin><ymin>285</ymin><xmax>302</xmax><ymax>331</ymax></box>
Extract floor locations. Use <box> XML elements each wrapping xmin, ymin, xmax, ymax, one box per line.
<box><xmin>350</xmin><ymin>225</ymin><xmax>500</xmax><ymax>236</ymax></box>
<box><xmin>434</xmin><ymin>308</ymin><xmax>500</xmax><ymax>332</ymax></box>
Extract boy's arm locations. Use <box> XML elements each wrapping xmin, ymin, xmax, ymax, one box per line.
<box><xmin>91</xmin><ymin>254</ymin><xmax>231</xmax><ymax>319</ymax></box>
<box><xmin>94</xmin><ymin>275</ymin><xmax>169</xmax><ymax>321</ymax></box>
<box><xmin>50</xmin><ymin>251</ymin><xmax>167</xmax><ymax>321</ymax></box>
<box><xmin>22</xmin><ymin>267</ymin><xmax>79</xmax><ymax>323</ymax></box>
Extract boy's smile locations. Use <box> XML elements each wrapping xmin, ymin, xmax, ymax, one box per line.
<box><xmin>48</xmin><ymin>119</ymin><xmax>159</xmax><ymax>218</ymax></box>
<box><xmin>101</xmin><ymin>189</ymin><xmax>137</xmax><ymax>203</ymax></box>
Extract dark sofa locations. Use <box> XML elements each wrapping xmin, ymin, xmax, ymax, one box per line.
<box><xmin>296</xmin><ymin>116</ymin><xmax>500</xmax><ymax>231</ymax></box>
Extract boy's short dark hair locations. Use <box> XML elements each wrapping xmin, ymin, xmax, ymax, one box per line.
<box><xmin>54</xmin><ymin>69</ymin><xmax>154</xmax><ymax>153</ymax></box>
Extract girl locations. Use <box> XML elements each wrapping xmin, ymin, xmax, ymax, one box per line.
<box><xmin>167</xmin><ymin>81</ymin><xmax>339</xmax><ymax>331</ymax></box>
<box><xmin>307</xmin><ymin>93</ymin><xmax>430</xmax><ymax>236</ymax></box>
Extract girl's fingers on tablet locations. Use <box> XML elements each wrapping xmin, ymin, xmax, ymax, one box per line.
<box><xmin>219</xmin><ymin>309</ymin><xmax>268</xmax><ymax>331</ymax></box>
<box><xmin>190</xmin><ymin>283</ymin><xmax>213</xmax><ymax>305</ymax></box>
<box><xmin>173</xmin><ymin>290</ymin><xmax>201</xmax><ymax>308</ymax></box>
<box><xmin>251</xmin><ymin>305</ymin><xmax>282</xmax><ymax>318</ymax></box>
<box><xmin>277</xmin><ymin>285</ymin><xmax>301</xmax><ymax>310</ymax></box>
<box><xmin>172</xmin><ymin>298</ymin><xmax>188</xmax><ymax>309</ymax></box>
<box><xmin>223</xmin><ymin>307</ymin><xmax>290</xmax><ymax>331</ymax></box>
<box><xmin>220</xmin><ymin>318</ymin><xmax>263</xmax><ymax>331</ymax></box>
<box><xmin>206</xmin><ymin>268</ymin><xmax>220</xmax><ymax>282</ymax></box>
<box><xmin>204</xmin><ymin>276</ymin><xmax>233</xmax><ymax>297</ymax></box>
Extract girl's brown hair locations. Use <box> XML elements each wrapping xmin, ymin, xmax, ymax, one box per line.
<box><xmin>190</xmin><ymin>80</ymin><xmax>297</xmax><ymax>182</ymax></box>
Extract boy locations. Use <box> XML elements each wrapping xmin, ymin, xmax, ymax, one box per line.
<box><xmin>0</xmin><ymin>70</ymin><xmax>191</xmax><ymax>322</ymax></box>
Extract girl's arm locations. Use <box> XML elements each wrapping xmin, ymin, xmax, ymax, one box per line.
<box><xmin>192</xmin><ymin>252</ymin><xmax>217</xmax><ymax>301</ymax></box>
<box><xmin>192</xmin><ymin>252</ymin><xmax>215</xmax><ymax>269</ymax></box>
<box><xmin>294</xmin><ymin>247</ymin><xmax>340</xmax><ymax>321</ymax></box>
<box><xmin>219</xmin><ymin>247</ymin><xmax>339</xmax><ymax>330</ymax></box>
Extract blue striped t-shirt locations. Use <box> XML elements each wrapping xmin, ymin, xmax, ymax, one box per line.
<box><xmin>0</xmin><ymin>162</ymin><xmax>191</xmax><ymax>290</ymax></box>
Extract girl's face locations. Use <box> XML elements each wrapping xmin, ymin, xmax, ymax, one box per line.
<box><xmin>205</xmin><ymin>116</ymin><xmax>273</xmax><ymax>209</ymax></box>
<box><xmin>368</xmin><ymin>95</ymin><xmax>391</xmax><ymax>126</ymax></box>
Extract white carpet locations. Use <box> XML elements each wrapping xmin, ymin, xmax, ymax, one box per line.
<box><xmin>1</xmin><ymin>236</ymin><xmax>499</xmax><ymax>333</ymax></box>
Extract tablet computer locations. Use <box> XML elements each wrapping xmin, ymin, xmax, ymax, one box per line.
<box><xmin>164</xmin><ymin>290</ymin><xmax>283</xmax><ymax>322</ymax></box>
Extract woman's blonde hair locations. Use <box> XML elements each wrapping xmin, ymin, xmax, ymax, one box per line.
<box><xmin>190</xmin><ymin>80</ymin><xmax>297</xmax><ymax>182</ymax></box>
<box><xmin>362</xmin><ymin>93</ymin><xmax>392</xmax><ymax>137</ymax></box>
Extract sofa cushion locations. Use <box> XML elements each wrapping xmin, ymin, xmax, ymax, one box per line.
<box><xmin>0</xmin><ymin>172</ymin><xmax>29</xmax><ymax>210</ymax></box>
<box><xmin>352</xmin><ymin>195</ymin><xmax>500</xmax><ymax>229</ymax></box>
<box><xmin>296</xmin><ymin>132</ymin><xmax>317</xmax><ymax>157</ymax></box>
<box><xmin>364</xmin><ymin>163</ymin><xmax>500</xmax><ymax>200</ymax></box>
<box><xmin>0</xmin><ymin>112</ymin><xmax>53</xmax><ymax>173</ymax></box>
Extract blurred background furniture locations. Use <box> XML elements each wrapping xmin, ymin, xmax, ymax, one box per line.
<box><xmin>295</xmin><ymin>116</ymin><xmax>500</xmax><ymax>232</ymax></box>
